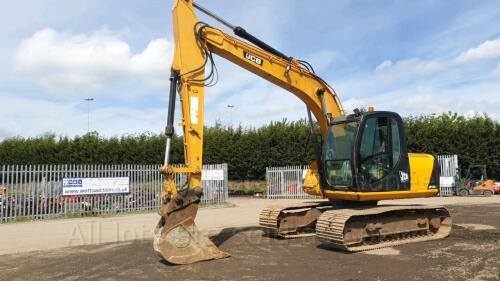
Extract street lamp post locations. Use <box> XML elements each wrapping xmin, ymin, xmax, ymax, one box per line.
<box><xmin>226</xmin><ymin>104</ymin><xmax>235</xmax><ymax>126</ymax></box>
<box><xmin>84</xmin><ymin>98</ymin><xmax>94</xmax><ymax>133</ymax></box>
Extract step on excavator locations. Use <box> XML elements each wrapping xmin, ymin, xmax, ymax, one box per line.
<box><xmin>154</xmin><ymin>0</ymin><xmax>452</xmax><ymax>264</ymax></box>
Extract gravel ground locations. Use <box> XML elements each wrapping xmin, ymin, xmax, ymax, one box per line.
<box><xmin>1</xmin><ymin>203</ymin><xmax>499</xmax><ymax>281</ymax></box>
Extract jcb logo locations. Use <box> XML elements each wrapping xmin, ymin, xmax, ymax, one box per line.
<box><xmin>243</xmin><ymin>51</ymin><xmax>263</xmax><ymax>66</ymax></box>
<box><xmin>399</xmin><ymin>171</ymin><xmax>409</xmax><ymax>183</ymax></box>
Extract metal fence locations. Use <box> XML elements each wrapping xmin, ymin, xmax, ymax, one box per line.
<box><xmin>437</xmin><ymin>155</ymin><xmax>459</xmax><ymax>196</ymax></box>
<box><xmin>0</xmin><ymin>163</ymin><xmax>228</xmax><ymax>223</ymax></box>
<box><xmin>266</xmin><ymin>155</ymin><xmax>460</xmax><ymax>199</ymax></box>
<box><xmin>266</xmin><ymin>166</ymin><xmax>319</xmax><ymax>199</ymax></box>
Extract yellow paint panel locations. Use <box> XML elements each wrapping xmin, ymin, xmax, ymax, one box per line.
<box><xmin>302</xmin><ymin>154</ymin><xmax>438</xmax><ymax>201</ymax></box>
<box><xmin>408</xmin><ymin>153</ymin><xmax>436</xmax><ymax>192</ymax></box>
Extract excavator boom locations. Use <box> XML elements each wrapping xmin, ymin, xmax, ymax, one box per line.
<box><xmin>155</xmin><ymin>0</ymin><xmax>344</xmax><ymax>264</ymax></box>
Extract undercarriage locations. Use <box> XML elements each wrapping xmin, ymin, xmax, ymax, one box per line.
<box><xmin>259</xmin><ymin>202</ymin><xmax>452</xmax><ymax>251</ymax></box>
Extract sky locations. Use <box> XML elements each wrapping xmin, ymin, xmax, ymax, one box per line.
<box><xmin>1</xmin><ymin>0</ymin><xmax>499</xmax><ymax>139</ymax></box>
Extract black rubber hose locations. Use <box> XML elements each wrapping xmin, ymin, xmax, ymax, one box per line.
<box><xmin>233</xmin><ymin>26</ymin><xmax>292</xmax><ymax>62</ymax></box>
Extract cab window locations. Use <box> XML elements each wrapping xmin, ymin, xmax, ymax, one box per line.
<box><xmin>323</xmin><ymin>121</ymin><xmax>357</xmax><ymax>187</ymax></box>
<box><xmin>358</xmin><ymin>116</ymin><xmax>404</xmax><ymax>183</ymax></box>
<box><xmin>391</xmin><ymin>118</ymin><xmax>401</xmax><ymax>166</ymax></box>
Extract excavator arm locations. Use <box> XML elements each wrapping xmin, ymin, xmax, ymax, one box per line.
<box><xmin>154</xmin><ymin>0</ymin><xmax>343</xmax><ymax>264</ymax></box>
<box><xmin>165</xmin><ymin>0</ymin><xmax>343</xmax><ymax>181</ymax></box>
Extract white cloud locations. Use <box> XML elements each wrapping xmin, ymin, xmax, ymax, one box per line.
<box><xmin>338</xmin><ymin>80</ymin><xmax>500</xmax><ymax>121</ymax></box>
<box><xmin>375</xmin><ymin>58</ymin><xmax>445</xmax><ymax>83</ymax></box>
<box><xmin>305</xmin><ymin>50</ymin><xmax>344</xmax><ymax>73</ymax></box>
<box><xmin>210</xmin><ymin>34</ymin><xmax>500</xmax><ymax>126</ymax></box>
<box><xmin>374</xmin><ymin>38</ymin><xmax>500</xmax><ymax>83</ymax></box>
<box><xmin>341</xmin><ymin>98</ymin><xmax>366</xmax><ymax>112</ymax></box>
<box><xmin>0</xmin><ymin>92</ymin><xmax>167</xmax><ymax>139</ymax></box>
<box><xmin>130</xmin><ymin>38</ymin><xmax>172</xmax><ymax>87</ymax></box>
<box><xmin>5</xmin><ymin>25</ymin><xmax>499</xmax><ymax>139</ymax></box>
<box><xmin>375</xmin><ymin>60</ymin><xmax>393</xmax><ymax>72</ymax></box>
<box><xmin>0</xmin><ymin>127</ymin><xmax>13</xmax><ymax>139</ymax></box>
<box><xmin>204</xmin><ymin>79</ymin><xmax>307</xmax><ymax>128</ymax></box>
<box><xmin>494</xmin><ymin>62</ymin><xmax>500</xmax><ymax>76</ymax></box>
<box><xmin>453</xmin><ymin>38</ymin><xmax>500</xmax><ymax>64</ymax></box>
<box><xmin>14</xmin><ymin>28</ymin><xmax>172</xmax><ymax>94</ymax></box>
<box><xmin>401</xmin><ymin>93</ymin><xmax>445</xmax><ymax>113</ymax></box>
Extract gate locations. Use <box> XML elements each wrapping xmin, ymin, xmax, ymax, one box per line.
<box><xmin>437</xmin><ymin>155</ymin><xmax>459</xmax><ymax>196</ymax></box>
<box><xmin>266</xmin><ymin>166</ymin><xmax>318</xmax><ymax>199</ymax></box>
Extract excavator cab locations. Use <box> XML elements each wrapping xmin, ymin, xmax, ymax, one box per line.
<box><xmin>323</xmin><ymin>111</ymin><xmax>410</xmax><ymax>193</ymax></box>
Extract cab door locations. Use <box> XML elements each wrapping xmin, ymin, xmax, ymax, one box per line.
<box><xmin>353</xmin><ymin>112</ymin><xmax>411</xmax><ymax>192</ymax></box>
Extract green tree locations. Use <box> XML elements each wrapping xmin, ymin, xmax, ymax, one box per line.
<box><xmin>0</xmin><ymin>113</ymin><xmax>498</xmax><ymax>180</ymax></box>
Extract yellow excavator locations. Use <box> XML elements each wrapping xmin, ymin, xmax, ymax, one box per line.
<box><xmin>154</xmin><ymin>0</ymin><xmax>452</xmax><ymax>264</ymax></box>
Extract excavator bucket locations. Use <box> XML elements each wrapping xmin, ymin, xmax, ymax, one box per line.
<box><xmin>153</xmin><ymin>192</ymin><xmax>229</xmax><ymax>264</ymax></box>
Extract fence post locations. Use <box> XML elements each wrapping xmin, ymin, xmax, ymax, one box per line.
<box><xmin>280</xmin><ymin>169</ymin><xmax>284</xmax><ymax>199</ymax></box>
<box><xmin>265</xmin><ymin>167</ymin><xmax>269</xmax><ymax>199</ymax></box>
<box><xmin>1</xmin><ymin>165</ymin><xmax>4</xmax><ymax>222</ymax></box>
